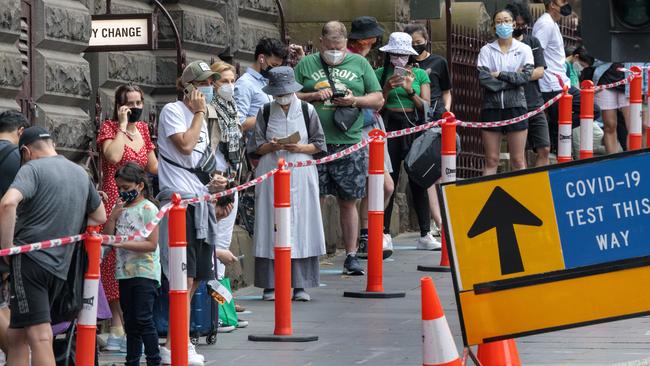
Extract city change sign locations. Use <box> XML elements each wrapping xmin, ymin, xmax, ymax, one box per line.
<box><xmin>438</xmin><ymin>149</ymin><xmax>650</xmax><ymax>346</ymax></box>
<box><xmin>88</xmin><ymin>14</ymin><xmax>153</xmax><ymax>52</ymax></box>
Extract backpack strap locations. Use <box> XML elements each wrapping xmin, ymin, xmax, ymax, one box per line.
<box><xmin>300</xmin><ymin>101</ymin><xmax>310</xmax><ymax>138</ymax></box>
<box><xmin>263</xmin><ymin>103</ymin><xmax>271</xmax><ymax>126</ymax></box>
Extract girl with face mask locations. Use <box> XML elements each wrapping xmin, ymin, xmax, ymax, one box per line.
<box><xmin>103</xmin><ymin>162</ymin><xmax>161</xmax><ymax>366</ymax></box>
<box><xmin>377</xmin><ymin>32</ymin><xmax>440</xmax><ymax>250</ymax></box>
<box><xmin>477</xmin><ymin>9</ymin><xmax>535</xmax><ymax>175</ymax></box>
<box><xmin>97</xmin><ymin>84</ymin><xmax>159</xmax><ymax>351</ymax></box>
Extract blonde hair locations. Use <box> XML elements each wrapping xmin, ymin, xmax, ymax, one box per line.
<box><xmin>210</xmin><ymin>61</ymin><xmax>236</xmax><ymax>75</ymax></box>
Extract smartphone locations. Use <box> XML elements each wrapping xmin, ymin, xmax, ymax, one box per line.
<box><xmin>331</xmin><ymin>90</ymin><xmax>347</xmax><ymax>99</ymax></box>
<box><xmin>394</xmin><ymin>66</ymin><xmax>408</xmax><ymax>77</ymax></box>
<box><xmin>183</xmin><ymin>84</ymin><xmax>196</xmax><ymax>96</ymax></box>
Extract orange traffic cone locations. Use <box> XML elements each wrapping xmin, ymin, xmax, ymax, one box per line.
<box><xmin>421</xmin><ymin>277</ymin><xmax>461</xmax><ymax>366</ymax></box>
<box><xmin>477</xmin><ymin>339</ymin><xmax>521</xmax><ymax>366</ymax></box>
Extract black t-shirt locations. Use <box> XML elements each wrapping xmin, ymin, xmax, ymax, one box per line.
<box><xmin>0</xmin><ymin>140</ymin><xmax>20</xmax><ymax>197</ymax></box>
<box><xmin>521</xmin><ymin>34</ymin><xmax>546</xmax><ymax>109</ymax></box>
<box><xmin>415</xmin><ymin>54</ymin><xmax>452</xmax><ymax>118</ymax></box>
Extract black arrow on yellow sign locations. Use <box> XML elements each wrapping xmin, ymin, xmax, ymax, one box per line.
<box><xmin>467</xmin><ymin>186</ymin><xmax>543</xmax><ymax>275</ymax></box>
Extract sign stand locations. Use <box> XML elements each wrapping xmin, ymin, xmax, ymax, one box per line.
<box><xmin>461</xmin><ymin>348</ymin><xmax>482</xmax><ymax>366</ymax></box>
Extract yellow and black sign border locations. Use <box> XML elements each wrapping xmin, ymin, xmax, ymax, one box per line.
<box><xmin>438</xmin><ymin>148</ymin><xmax>650</xmax><ymax>347</ymax></box>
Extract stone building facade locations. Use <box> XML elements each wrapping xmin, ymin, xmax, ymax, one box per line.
<box><xmin>0</xmin><ymin>0</ymin><xmax>280</xmax><ymax>164</ymax></box>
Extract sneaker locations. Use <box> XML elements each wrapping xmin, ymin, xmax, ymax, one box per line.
<box><xmin>217</xmin><ymin>319</ymin><xmax>236</xmax><ymax>333</ymax></box>
<box><xmin>119</xmin><ymin>337</ymin><xmax>127</xmax><ymax>353</ymax></box>
<box><xmin>235</xmin><ymin>303</ymin><xmax>246</xmax><ymax>313</ymax></box>
<box><xmin>160</xmin><ymin>345</ymin><xmax>204</xmax><ymax>365</ymax></box>
<box><xmin>188</xmin><ymin>343</ymin><xmax>205</xmax><ymax>365</ymax></box>
<box><xmin>343</xmin><ymin>254</ymin><xmax>365</xmax><ymax>276</ymax></box>
<box><xmin>104</xmin><ymin>334</ymin><xmax>124</xmax><ymax>352</ymax></box>
<box><xmin>417</xmin><ymin>233</ymin><xmax>442</xmax><ymax>250</ymax></box>
<box><xmin>262</xmin><ymin>288</ymin><xmax>275</xmax><ymax>301</ymax></box>
<box><xmin>236</xmin><ymin>319</ymin><xmax>249</xmax><ymax>328</ymax></box>
<box><xmin>431</xmin><ymin>224</ymin><xmax>441</xmax><ymax>237</ymax></box>
<box><xmin>292</xmin><ymin>288</ymin><xmax>311</xmax><ymax>301</ymax></box>
<box><xmin>357</xmin><ymin>235</ymin><xmax>368</xmax><ymax>259</ymax></box>
<box><xmin>160</xmin><ymin>346</ymin><xmax>171</xmax><ymax>365</ymax></box>
<box><xmin>382</xmin><ymin>233</ymin><xmax>394</xmax><ymax>259</ymax></box>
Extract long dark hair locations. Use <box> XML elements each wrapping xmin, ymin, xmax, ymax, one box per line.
<box><xmin>379</xmin><ymin>52</ymin><xmax>393</xmax><ymax>88</ymax></box>
<box><xmin>112</xmin><ymin>84</ymin><xmax>144</xmax><ymax>121</ymax></box>
<box><xmin>114</xmin><ymin>162</ymin><xmax>158</xmax><ymax>206</ymax></box>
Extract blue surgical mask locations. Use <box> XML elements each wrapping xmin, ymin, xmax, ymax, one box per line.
<box><xmin>119</xmin><ymin>189</ymin><xmax>139</xmax><ymax>204</ymax></box>
<box><xmin>496</xmin><ymin>23</ymin><xmax>514</xmax><ymax>39</ymax></box>
<box><xmin>198</xmin><ymin>86</ymin><xmax>214</xmax><ymax>104</ymax></box>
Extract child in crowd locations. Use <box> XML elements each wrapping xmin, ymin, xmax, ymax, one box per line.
<box><xmin>103</xmin><ymin>163</ymin><xmax>161</xmax><ymax>366</ymax></box>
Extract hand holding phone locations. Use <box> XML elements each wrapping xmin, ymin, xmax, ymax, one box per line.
<box><xmin>394</xmin><ymin>66</ymin><xmax>408</xmax><ymax>77</ymax></box>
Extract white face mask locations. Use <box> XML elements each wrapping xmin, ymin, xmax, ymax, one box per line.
<box><xmin>217</xmin><ymin>83</ymin><xmax>234</xmax><ymax>100</ymax></box>
<box><xmin>275</xmin><ymin>94</ymin><xmax>293</xmax><ymax>106</ymax></box>
<box><xmin>573</xmin><ymin>61</ymin><xmax>585</xmax><ymax>75</ymax></box>
<box><xmin>322</xmin><ymin>50</ymin><xmax>346</xmax><ymax>65</ymax></box>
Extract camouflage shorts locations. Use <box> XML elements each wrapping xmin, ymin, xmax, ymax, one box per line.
<box><xmin>317</xmin><ymin>144</ymin><xmax>368</xmax><ymax>200</ymax></box>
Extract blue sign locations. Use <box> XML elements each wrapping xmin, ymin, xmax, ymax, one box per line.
<box><xmin>549</xmin><ymin>153</ymin><xmax>650</xmax><ymax>269</ymax></box>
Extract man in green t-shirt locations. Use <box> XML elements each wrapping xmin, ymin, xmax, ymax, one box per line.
<box><xmin>295</xmin><ymin>21</ymin><xmax>383</xmax><ymax>276</ymax></box>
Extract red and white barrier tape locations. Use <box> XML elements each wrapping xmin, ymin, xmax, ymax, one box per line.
<box><xmin>595</xmin><ymin>73</ymin><xmax>635</xmax><ymax>92</ymax></box>
<box><xmin>7</xmin><ymin>71</ymin><xmax>638</xmax><ymax>256</ymax></box>
<box><xmin>0</xmin><ymin>234</ymin><xmax>86</xmax><ymax>258</ymax></box>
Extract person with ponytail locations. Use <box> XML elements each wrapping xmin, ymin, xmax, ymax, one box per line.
<box><xmin>103</xmin><ymin>162</ymin><xmax>161</xmax><ymax>366</ymax></box>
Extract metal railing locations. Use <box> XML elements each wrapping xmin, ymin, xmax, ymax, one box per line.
<box><xmin>450</xmin><ymin>10</ymin><xmax>582</xmax><ymax>178</ymax></box>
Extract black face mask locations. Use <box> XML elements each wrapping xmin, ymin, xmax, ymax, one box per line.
<box><xmin>412</xmin><ymin>44</ymin><xmax>427</xmax><ymax>55</ymax></box>
<box><xmin>512</xmin><ymin>27</ymin><xmax>526</xmax><ymax>38</ymax></box>
<box><xmin>260</xmin><ymin>63</ymin><xmax>273</xmax><ymax>78</ymax></box>
<box><xmin>128</xmin><ymin>107</ymin><xmax>143</xmax><ymax>123</ymax></box>
<box><xmin>559</xmin><ymin>3</ymin><xmax>572</xmax><ymax>16</ymax></box>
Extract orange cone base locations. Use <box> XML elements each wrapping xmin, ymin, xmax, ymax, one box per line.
<box><xmin>417</xmin><ymin>264</ymin><xmax>452</xmax><ymax>273</ymax></box>
<box><xmin>248</xmin><ymin>334</ymin><xmax>318</xmax><ymax>342</ymax></box>
<box><xmin>343</xmin><ymin>290</ymin><xmax>406</xmax><ymax>298</ymax></box>
<box><xmin>477</xmin><ymin>339</ymin><xmax>522</xmax><ymax>366</ymax></box>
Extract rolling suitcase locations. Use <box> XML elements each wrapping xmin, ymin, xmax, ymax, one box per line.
<box><xmin>153</xmin><ymin>275</ymin><xmax>218</xmax><ymax>345</ymax></box>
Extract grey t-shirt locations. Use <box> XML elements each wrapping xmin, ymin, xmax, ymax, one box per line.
<box><xmin>11</xmin><ymin>155</ymin><xmax>101</xmax><ymax>279</ymax></box>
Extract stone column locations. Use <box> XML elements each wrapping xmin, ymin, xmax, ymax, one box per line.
<box><xmin>0</xmin><ymin>0</ymin><xmax>24</xmax><ymax>111</ymax></box>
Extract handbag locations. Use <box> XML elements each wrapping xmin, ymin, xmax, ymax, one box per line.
<box><xmin>404</xmin><ymin>127</ymin><xmax>461</xmax><ymax>189</ymax></box>
<box><xmin>217</xmin><ymin>278</ymin><xmax>238</xmax><ymax>327</ymax></box>
<box><xmin>160</xmin><ymin>147</ymin><xmax>217</xmax><ymax>185</ymax></box>
<box><xmin>320</xmin><ymin>57</ymin><xmax>360</xmax><ymax>132</ymax></box>
<box><xmin>50</xmin><ymin>242</ymin><xmax>87</xmax><ymax>324</ymax></box>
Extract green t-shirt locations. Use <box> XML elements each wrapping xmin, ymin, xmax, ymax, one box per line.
<box><xmin>375</xmin><ymin>67</ymin><xmax>431</xmax><ymax>109</ymax></box>
<box><xmin>294</xmin><ymin>52</ymin><xmax>382</xmax><ymax>144</ymax></box>
<box><xmin>115</xmin><ymin>199</ymin><xmax>161</xmax><ymax>286</ymax></box>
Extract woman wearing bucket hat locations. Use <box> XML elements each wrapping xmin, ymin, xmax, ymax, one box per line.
<box><xmin>347</xmin><ymin>16</ymin><xmax>395</xmax><ymax>260</ymax></box>
<box><xmin>376</xmin><ymin>32</ymin><xmax>439</xmax><ymax>251</ymax></box>
<box><xmin>251</xmin><ymin>66</ymin><xmax>327</xmax><ymax>302</ymax></box>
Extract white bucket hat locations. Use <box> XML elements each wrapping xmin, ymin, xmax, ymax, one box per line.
<box><xmin>379</xmin><ymin>32</ymin><xmax>418</xmax><ymax>55</ymax></box>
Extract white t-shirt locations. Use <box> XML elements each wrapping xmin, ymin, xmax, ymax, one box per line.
<box><xmin>533</xmin><ymin>13</ymin><xmax>570</xmax><ymax>92</ymax></box>
<box><xmin>158</xmin><ymin>100</ymin><xmax>210</xmax><ymax>195</ymax></box>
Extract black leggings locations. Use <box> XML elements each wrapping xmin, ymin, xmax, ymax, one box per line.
<box><xmin>383</xmin><ymin>110</ymin><xmax>431</xmax><ymax>236</ymax></box>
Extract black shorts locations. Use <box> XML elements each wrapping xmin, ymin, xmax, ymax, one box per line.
<box><xmin>10</xmin><ymin>255</ymin><xmax>65</xmax><ymax>328</ymax></box>
<box><xmin>481</xmin><ymin>107</ymin><xmax>528</xmax><ymax>133</ymax></box>
<box><xmin>526</xmin><ymin>111</ymin><xmax>551</xmax><ymax>150</ymax></box>
<box><xmin>186</xmin><ymin>205</ymin><xmax>215</xmax><ymax>281</ymax></box>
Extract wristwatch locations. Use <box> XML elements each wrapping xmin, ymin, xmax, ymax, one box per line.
<box><xmin>351</xmin><ymin>97</ymin><xmax>358</xmax><ymax>108</ymax></box>
<box><xmin>406</xmin><ymin>89</ymin><xmax>416</xmax><ymax>97</ymax></box>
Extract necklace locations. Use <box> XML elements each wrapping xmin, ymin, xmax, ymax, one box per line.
<box><xmin>120</xmin><ymin>128</ymin><xmax>136</xmax><ymax>141</ymax></box>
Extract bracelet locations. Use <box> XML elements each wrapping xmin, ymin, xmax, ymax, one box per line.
<box><xmin>406</xmin><ymin>90</ymin><xmax>416</xmax><ymax>97</ymax></box>
<box><xmin>351</xmin><ymin>97</ymin><xmax>358</xmax><ymax>108</ymax></box>
<box><xmin>194</xmin><ymin>110</ymin><xmax>205</xmax><ymax>115</ymax></box>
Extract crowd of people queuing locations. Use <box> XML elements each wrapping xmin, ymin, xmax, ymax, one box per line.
<box><xmin>0</xmin><ymin>0</ymin><xmax>646</xmax><ymax>364</ymax></box>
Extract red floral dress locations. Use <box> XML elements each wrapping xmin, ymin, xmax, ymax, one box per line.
<box><xmin>97</xmin><ymin>120</ymin><xmax>155</xmax><ymax>302</ymax></box>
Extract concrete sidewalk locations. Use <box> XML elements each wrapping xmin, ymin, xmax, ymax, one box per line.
<box><xmin>99</xmin><ymin>232</ymin><xmax>650</xmax><ymax>365</ymax></box>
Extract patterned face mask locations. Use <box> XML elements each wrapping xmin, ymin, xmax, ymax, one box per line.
<box><xmin>119</xmin><ymin>189</ymin><xmax>139</xmax><ymax>203</ymax></box>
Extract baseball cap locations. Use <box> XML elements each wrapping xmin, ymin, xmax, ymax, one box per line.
<box><xmin>19</xmin><ymin>126</ymin><xmax>52</xmax><ymax>149</ymax></box>
<box><xmin>181</xmin><ymin>60</ymin><xmax>221</xmax><ymax>85</ymax></box>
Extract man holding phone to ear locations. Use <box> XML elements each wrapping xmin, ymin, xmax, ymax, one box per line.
<box><xmin>156</xmin><ymin>60</ymin><xmax>230</xmax><ymax>365</ymax></box>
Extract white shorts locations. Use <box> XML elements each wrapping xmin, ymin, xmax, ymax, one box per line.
<box><xmin>595</xmin><ymin>88</ymin><xmax>629</xmax><ymax>110</ymax></box>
